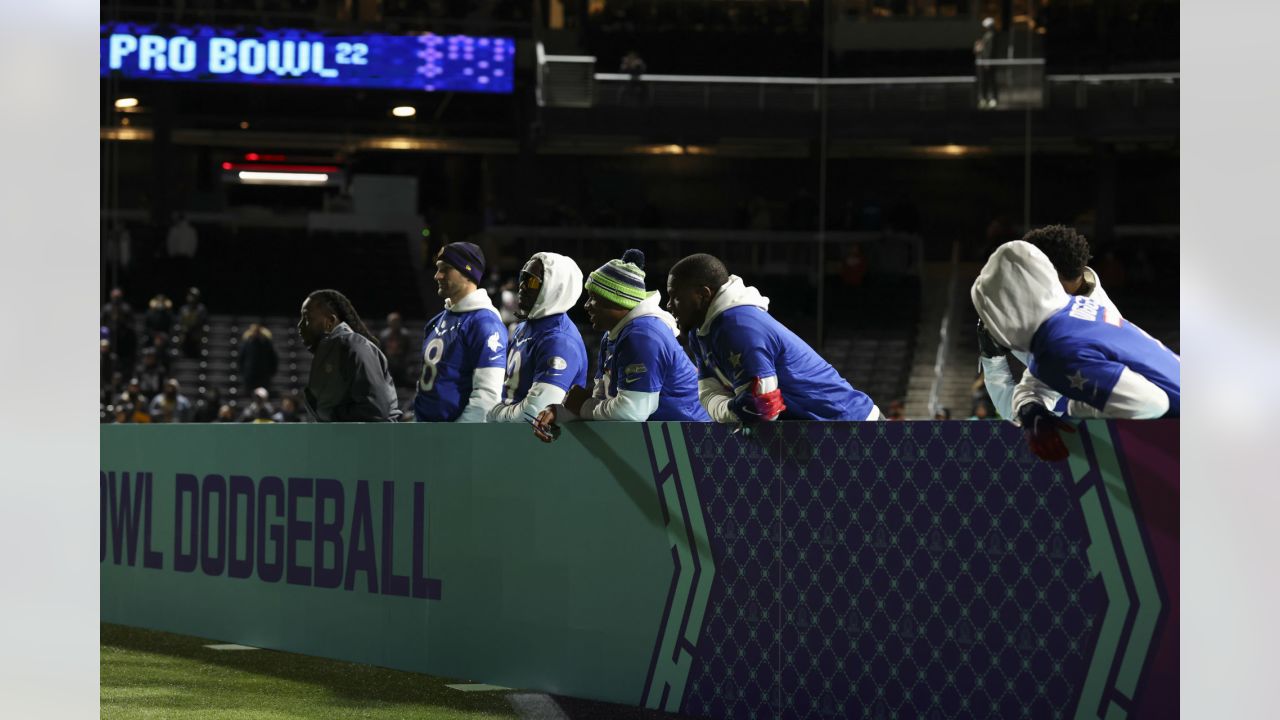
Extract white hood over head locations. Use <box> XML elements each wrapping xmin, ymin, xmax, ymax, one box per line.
<box><xmin>528</xmin><ymin>252</ymin><xmax>584</xmax><ymax>319</ymax></box>
<box><xmin>697</xmin><ymin>275</ymin><xmax>770</xmax><ymax>336</ymax></box>
<box><xmin>970</xmin><ymin>240</ymin><xmax>1070</xmax><ymax>353</ymax></box>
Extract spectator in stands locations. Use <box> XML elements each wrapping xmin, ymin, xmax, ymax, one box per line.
<box><xmin>144</xmin><ymin>294</ymin><xmax>174</xmax><ymax>336</ymax></box>
<box><xmin>103</xmin><ymin>225</ymin><xmax>133</xmax><ymax>287</ymax></box>
<box><xmin>886</xmin><ymin>399</ymin><xmax>906</xmax><ymax>421</ymax></box>
<box><xmin>136</xmin><ymin>348</ymin><xmax>166</xmax><ymax>398</ymax></box>
<box><xmin>178</xmin><ymin>287</ymin><xmax>208</xmax><ymax>358</ymax></box>
<box><xmin>192</xmin><ymin>387</ymin><xmax>222</xmax><ymax>423</ymax></box>
<box><xmin>298</xmin><ymin>289</ymin><xmax>402</xmax><ymax>422</ymax></box>
<box><xmin>216</xmin><ymin>404</ymin><xmax>235</xmax><ymax>422</ymax></box>
<box><xmin>166</xmin><ymin>213</ymin><xmax>199</xmax><ymax>284</ymax></box>
<box><xmin>119</xmin><ymin>377</ymin><xmax>144</xmax><ymax>407</ymax></box>
<box><xmin>933</xmin><ymin>408</ymin><xmax>952</xmax><ymax>421</ymax></box>
<box><xmin>146</xmin><ymin>330</ymin><xmax>174</xmax><ymax>374</ymax></box>
<box><xmin>101</xmin><ymin>287</ymin><xmax>133</xmax><ymax>326</ymax></box>
<box><xmin>379</xmin><ymin>312</ymin><xmax>413</xmax><ymax>388</ymax></box>
<box><xmin>116</xmin><ymin>393</ymin><xmax>152</xmax><ymax>424</ymax></box>
<box><xmin>238</xmin><ymin>324</ymin><xmax>279</xmax><ymax>393</ymax></box>
<box><xmin>103</xmin><ymin>304</ymin><xmax>138</xmax><ymax>377</ymax></box>
<box><xmin>149</xmin><ymin>379</ymin><xmax>193</xmax><ymax>423</ymax></box>
<box><xmin>100</xmin><ymin>339</ymin><xmax>116</xmax><ymax>388</ymax></box>
<box><xmin>272</xmin><ymin>395</ymin><xmax>302</xmax><ymax>423</ymax></box>
<box><xmin>239</xmin><ymin>387</ymin><xmax>276</xmax><ymax>423</ymax></box>
<box><xmin>969</xmin><ymin>398</ymin><xmax>995</xmax><ymax>420</ymax></box>
<box><xmin>619</xmin><ymin>50</ymin><xmax>648</xmax><ymax>105</ymax></box>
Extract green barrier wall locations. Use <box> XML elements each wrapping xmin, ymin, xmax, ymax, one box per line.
<box><xmin>101</xmin><ymin>420</ymin><xmax>1179</xmax><ymax>719</ymax></box>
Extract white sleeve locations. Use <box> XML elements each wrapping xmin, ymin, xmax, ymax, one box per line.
<box><xmin>979</xmin><ymin>356</ymin><xmax>1017</xmax><ymax>420</ymax></box>
<box><xmin>580</xmin><ymin>389</ymin><xmax>660</xmax><ymax>421</ymax></box>
<box><xmin>455</xmin><ymin>367</ymin><xmax>504</xmax><ymax>423</ymax></box>
<box><xmin>1010</xmin><ymin>371</ymin><xmax>1062</xmax><ymax>427</ymax></box>
<box><xmin>699</xmin><ymin>378</ymin><xmax>740</xmax><ymax>424</ymax></box>
<box><xmin>1066</xmin><ymin>367</ymin><xmax>1170</xmax><ymax>419</ymax></box>
<box><xmin>486</xmin><ymin>381</ymin><xmax>568</xmax><ymax>423</ymax></box>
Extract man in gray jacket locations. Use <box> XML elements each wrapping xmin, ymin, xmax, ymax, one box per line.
<box><xmin>297</xmin><ymin>289</ymin><xmax>401</xmax><ymax>422</ymax></box>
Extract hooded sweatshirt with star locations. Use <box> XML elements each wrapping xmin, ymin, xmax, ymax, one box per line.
<box><xmin>688</xmin><ymin>275</ymin><xmax>877</xmax><ymax>423</ymax></box>
<box><xmin>579</xmin><ymin>292</ymin><xmax>710</xmax><ymax>422</ymax></box>
<box><xmin>981</xmin><ymin>264</ymin><xmax>1117</xmax><ymax>420</ymax></box>
<box><xmin>971</xmin><ymin>240</ymin><xmax>1179</xmax><ymax>421</ymax></box>
<box><xmin>487</xmin><ymin>252</ymin><xmax>589</xmax><ymax>423</ymax></box>
<box><xmin>413</xmin><ymin>287</ymin><xmax>508</xmax><ymax>423</ymax></box>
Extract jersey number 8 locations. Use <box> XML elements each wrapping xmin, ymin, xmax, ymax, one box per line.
<box><xmin>503</xmin><ymin>351</ymin><xmax>522</xmax><ymax>403</ymax></box>
<box><xmin>419</xmin><ymin>338</ymin><xmax>445</xmax><ymax>392</ymax></box>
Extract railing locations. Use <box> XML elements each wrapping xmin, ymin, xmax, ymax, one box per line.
<box><xmin>559</xmin><ymin>69</ymin><xmax>1178</xmax><ymax>112</ymax></box>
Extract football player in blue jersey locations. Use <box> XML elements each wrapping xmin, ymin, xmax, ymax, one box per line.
<box><xmin>664</xmin><ymin>253</ymin><xmax>880</xmax><ymax>425</ymax></box>
<box><xmin>979</xmin><ymin>225</ymin><xmax>1119</xmax><ymax>420</ymax></box>
<box><xmin>971</xmin><ymin>240</ymin><xmax>1180</xmax><ymax>460</ymax></box>
<box><xmin>486</xmin><ymin>252</ymin><xmax>589</xmax><ymax>424</ymax></box>
<box><xmin>412</xmin><ymin>242</ymin><xmax>508</xmax><ymax>422</ymax></box>
<box><xmin>531</xmin><ymin>250</ymin><xmax>710</xmax><ymax>441</ymax></box>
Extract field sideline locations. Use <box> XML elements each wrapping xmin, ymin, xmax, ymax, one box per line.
<box><xmin>101</xmin><ymin>623</ymin><xmax>695</xmax><ymax>720</ymax></box>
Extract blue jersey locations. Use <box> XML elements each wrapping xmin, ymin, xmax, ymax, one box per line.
<box><xmin>1029</xmin><ymin>296</ymin><xmax>1180</xmax><ymax>417</ymax></box>
<box><xmin>502</xmin><ymin>313</ymin><xmax>588</xmax><ymax>405</ymax></box>
<box><xmin>689</xmin><ymin>305</ymin><xmax>875</xmax><ymax>421</ymax></box>
<box><xmin>597</xmin><ymin>316</ymin><xmax>711</xmax><ymax>422</ymax></box>
<box><xmin>413</xmin><ymin>308</ymin><xmax>507</xmax><ymax>422</ymax></box>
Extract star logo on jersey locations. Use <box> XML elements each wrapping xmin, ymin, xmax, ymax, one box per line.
<box><xmin>729</xmin><ymin>351</ymin><xmax>742</xmax><ymax>368</ymax></box>
<box><xmin>550</xmin><ymin>356</ymin><xmax>568</xmax><ymax>371</ymax></box>
<box><xmin>486</xmin><ymin>331</ymin><xmax>502</xmax><ymax>352</ymax></box>
<box><xmin>1067</xmin><ymin>370</ymin><xmax>1089</xmax><ymax>391</ymax></box>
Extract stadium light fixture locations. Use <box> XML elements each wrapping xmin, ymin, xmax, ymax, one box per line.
<box><xmin>114</xmin><ymin>97</ymin><xmax>139</xmax><ymax>109</ymax></box>
<box><xmin>392</xmin><ymin>106</ymin><xmax>417</xmax><ymax>118</ymax></box>
<box><xmin>238</xmin><ymin>171</ymin><xmax>329</xmax><ymax>186</ymax></box>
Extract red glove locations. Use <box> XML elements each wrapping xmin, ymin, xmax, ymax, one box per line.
<box><xmin>1016</xmin><ymin>403</ymin><xmax>1076</xmax><ymax>462</ymax></box>
<box><xmin>729</xmin><ymin>376</ymin><xmax>786</xmax><ymax>425</ymax></box>
<box><xmin>752</xmin><ymin>377</ymin><xmax>786</xmax><ymax>421</ymax></box>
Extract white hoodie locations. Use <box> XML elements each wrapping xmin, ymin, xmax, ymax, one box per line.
<box><xmin>579</xmin><ymin>291</ymin><xmax>678</xmax><ymax>421</ymax></box>
<box><xmin>981</xmin><ymin>264</ymin><xmax>1117</xmax><ymax>420</ymax></box>
<box><xmin>971</xmin><ymin>241</ymin><xmax>1168</xmax><ymax>422</ymax></box>
<box><xmin>444</xmin><ymin>288</ymin><xmax>506</xmax><ymax>423</ymax></box>
<box><xmin>487</xmin><ymin>252</ymin><xmax>584</xmax><ymax>423</ymax></box>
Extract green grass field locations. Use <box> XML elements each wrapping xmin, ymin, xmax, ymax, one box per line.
<box><xmin>101</xmin><ymin>623</ymin><xmax>517</xmax><ymax>719</ymax></box>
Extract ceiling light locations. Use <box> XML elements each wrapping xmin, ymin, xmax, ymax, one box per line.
<box><xmin>392</xmin><ymin>106</ymin><xmax>417</xmax><ymax>118</ymax></box>
<box><xmin>237</xmin><ymin>171</ymin><xmax>329</xmax><ymax>186</ymax></box>
<box><xmin>114</xmin><ymin>97</ymin><xmax>139</xmax><ymax>109</ymax></box>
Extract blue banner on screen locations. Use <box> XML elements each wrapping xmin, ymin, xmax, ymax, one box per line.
<box><xmin>100</xmin><ymin>23</ymin><xmax>515</xmax><ymax>94</ymax></box>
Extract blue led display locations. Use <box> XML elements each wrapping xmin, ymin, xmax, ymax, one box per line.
<box><xmin>100</xmin><ymin>23</ymin><xmax>515</xmax><ymax>94</ymax></box>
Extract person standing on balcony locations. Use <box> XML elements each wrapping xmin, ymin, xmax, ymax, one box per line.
<box><xmin>975</xmin><ymin>17</ymin><xmax>998</xmax><ymax>108</ymax></box>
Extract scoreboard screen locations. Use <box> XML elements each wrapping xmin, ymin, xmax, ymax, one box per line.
<box><xmin>100</xmin><ymin>23</ymin><xmax>515</xmax><ymax>94</ymax></box>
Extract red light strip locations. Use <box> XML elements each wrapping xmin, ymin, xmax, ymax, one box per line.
<box><xmin>223</xmin><ymin>163</ymin><xmax>340</xmax><ymax>173</ymax></box>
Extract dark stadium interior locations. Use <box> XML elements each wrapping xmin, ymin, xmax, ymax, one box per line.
<box><xmin>100</xmin><ymin>0</ymin><xmax>1178</xmax><ymax>424</ymax></box>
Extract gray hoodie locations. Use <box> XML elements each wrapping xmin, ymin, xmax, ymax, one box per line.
<box><xmin>303</xmin><ymin>322</ymin><xmax>401</xmax><ymax>422</ymax></box>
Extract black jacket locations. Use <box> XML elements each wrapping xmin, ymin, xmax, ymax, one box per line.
<box><xmin>303</xmin><ymin>323</ymin><xmax>401</xmax><ymax>422</ymax></box>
